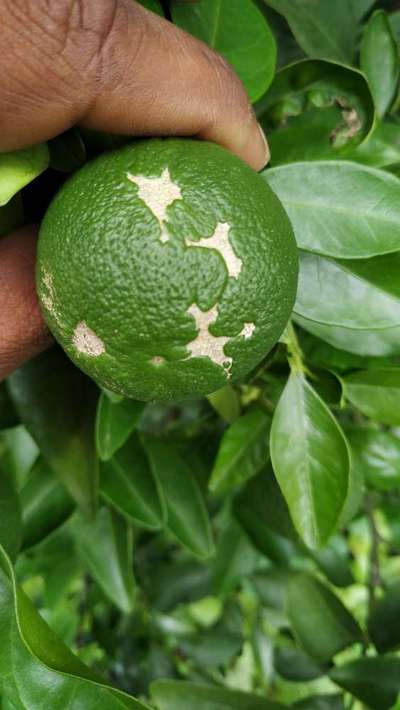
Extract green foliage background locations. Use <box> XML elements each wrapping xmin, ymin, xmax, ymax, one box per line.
<box><xmin>2</xmin><ymin>1</ymin><xmax>400</xmax><ymax>708</ymax></box>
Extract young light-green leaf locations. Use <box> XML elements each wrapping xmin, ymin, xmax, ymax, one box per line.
<box><xmin>343</xmin><ymin>368</ymin><xmax>400</xmax><ymax>425</ymax></box>
<box><xmin>209</xmin><ymin>410</ymin><xmax>270</xmax><ymax>494</ymax></box>
<box><xmin>330</xmin><ymin>657</ymin><xmax>400</xmax><ymax>710</ymax></box>
<box><xmin>361</xmin><ymin>11</ymin><xmax>399</xmax><ymax>119</ymax></box>
<box><xmin>151</xmin><ymin>680</ymin><xmax>289</xmax><ymax>710</ymax></box>
<box><xmin>287</xmin><ymin>573</ymin><xmax>363</xmax><ymax>662</ymax></box>
<box><xmin>100</xmin><ymin>433</ymin><xmax>165</xmax><ymax>530</ymax></box>
<box><xmin>172</xmin><ymin>0</ymin><xmax>276</xmax><ymax>102</ymax></box>
<box><xmin>72</xmin><ymin>507</ymin><xmax>135</xmax><ymax>614</ymax></box>
<box><xmin>96</xmin><ymin>391</ymin><xmax>145</xmax><ymax>461</ymax></box>
<box><xmin>264</xmin><ymin>162</ymin><xmax>400</xmax><ymax>259</ymax></box>
<box><xmin>270</xmin><ymin>372</ymin><xmax>350</xmax><ymax>548</ymax></box>
<box><xmin>143</xmin><ymin>436</ymin><xmax>214</xmax><ymax>559</ymax></box>
<box><xmin>0</xmin><ymin>144</ymin><xmax>49</xmax><ymax>206</ymax></box>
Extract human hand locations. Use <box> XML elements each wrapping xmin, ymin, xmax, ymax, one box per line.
<box><xmin>0</xmin><ymin>0</ymin><xmax>269</xmax><ymax>380</ymax></box>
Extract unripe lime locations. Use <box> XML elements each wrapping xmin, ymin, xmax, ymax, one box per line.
<box><xmin>37</xmin><ymin>139</ymin><xmax>298</xmax><ymax>401</ymax></box>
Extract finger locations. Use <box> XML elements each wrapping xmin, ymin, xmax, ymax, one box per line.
<box><xmin>0</xmin><ymin>0</ymin><xmax>268</xmax><ymax>171</ymax></box>
<box><xmin>0</xmin><ymin>226</ymin><xmax>52</xmax><ymax>381</ymax></box>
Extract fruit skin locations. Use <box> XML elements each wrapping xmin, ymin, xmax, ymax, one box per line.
<box><xmin>37</xmin><ymin>138</ymin><xmax>298</xmax><ymax>401</ymax></box>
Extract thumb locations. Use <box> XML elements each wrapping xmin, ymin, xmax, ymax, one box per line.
<box><xmin>0</xmin><ymin>0</ymin><xmax>269</xmax><ymax>170</ymax></box>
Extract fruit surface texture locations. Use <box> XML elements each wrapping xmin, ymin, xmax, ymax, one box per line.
<box><xmin>37</xmin><ymin>138</ymin><xmax>298</xmax><ymax>401</ymax></box>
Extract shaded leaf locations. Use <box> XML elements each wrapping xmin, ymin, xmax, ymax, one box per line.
<box><xmin>287</xmin><ymin>574</ymin><xmax>363</xmax><ymax>662</ymax></box>
<box><xmin>0</xmin><ymin>469</ymin><xmax>21</xmax><ymax>561</ymax></box>
<box><xmin>348</xmin><ymin>122</ymin><xmax>400</xmax><ymax>168</ymax></box>
<box><xmin>211</xmin><ymin>519</ymin><xmax>257</xmax><ymax>598</ymax></box>
<box><xmin>72</xmin><ymin>507</ymin><xmax>135</xmax><ymax>614</ymax></box>
<box><xmin>274</xmin><ymin>646</ymin><xmax>329</xmax><ymax>681</ymax></box>
<box><xmin>172</xmin><ymin>0</ymin><xmax>276</xmax><ymax>102</ymax></box>
<box><xmin>151</xmin><ymin>680</ymin><xmax>289</xmax><ymax>709</ymax></box>
<box><xmin>295</xmin><ymin>314</ymin><xmax>400</xmax><ymax>358</ymax></box>
<box><xmin>143</xmin><ymin>436</ymin><xmax>214</xmax><ymax>559</ymax></box>
<box><xmin>265</xmin><ymin>162</ymin><xmax>400</xmax><ymax>259</ymax></box>
<box><xmin>270</xmin><ymin>372</ymin><xmax>349</xmax><ymax>548</ymax></box>
<box><xmin>263</xmin><ymin>0</ymin><xmax>356</xmax><ymax>63</ymax></box>
<box><xmin>48</xmin><ymin>128</ymin><xmax>86</xmax><ymax>173</ymax></box>
<box><xmin>0</xmin><ymin>144</ymin><xmax>49</xmax><ymax>206</ymax></box>
<box><xmin>209</xmin><ymin>410</ymin><xmax>269</xmax><ymax>494</ymax></box>
<box><xmin>368</xmin><ymin>586</ymin><xmax>400</xmax><ymax>652</ymax></box>
<box><xmin>294</xmin><ymin>695</ymin><xmax>345</xmax><ymax>710</ymax></box>
<box><xmin>137</xmin><ymin>0</ymin><xmax>163</xmax><ymax>14</ymax></box>
<box><xmin>7</xmin><ymin>348</ymin><xmax>99</xmax><ymax>517</ymax></box>
<box><xmin>343</xmin><ymin>368</ymin><xmax>400</xmax><ymax>425</ymax></box>
<box><xmin>0</xmin><ymin>195</ymin><xmax>24</xmax><ymax>238</ymax></box>
<box><xmin>20</xmin><ymin>456</ymin><xmax>74</xmax><ymax>551</ymax></box>
<box><xmin>96</xmin><ymin>392</ymin><xmax>145</xmax><ymax>461</ymax></box>
<box><xmin>361</xmin><ymin>11</ymin><xmax>399</xmax><ymax>119</ymax></box>
<box><xmin>0</xmin><ymin>545</ymin><xmax>149</xmax><ymax>708</ymax></box>
<box><xmin>207</xmin><ymin>384</ymin><xmax>240</xmax><ymax>423</ymax></box>
<box><xmin>100</xmin><ymin>433</ymin><xmax>165</xmax><ymax>530</ymax></box>
<box><xmin>330</xmin><ymin>657</ymin><xmax>400</xmax><ymax>710</ymax></box>
<box><xmin>0</xmin><ymin>382</ymin><xmax>18</xmax><ymax>430</ymax></box>
<box><xmin>347</xmin><ymin>426</ymin><xmax>400</xmax><ymax>491</ymax></box>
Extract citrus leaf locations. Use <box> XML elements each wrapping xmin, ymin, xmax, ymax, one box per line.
<box><xmin>361</xmin><ymin>11</ymin><xmax>399</xmax><ymax>119</ymax></box>
<box><xmin>330</xmin><ymin>657</ymin><xmax>400</xmax><ymax>710</ymax></box>
<box><xmin>264</xmin><ymin>162</ymin><xmax>400</xmax><ymax>259</ymax></box>
<box><xmin>7</xmin><ymin>348</ymin><xmax>99</xmax><ymax>518</ymax></box>
<box><xmin>209</xmin><ymin>410</ymin><xmax>270</xmax><ymax>494</ymax></box>
<box><xmin>0</xmin><ymin>469</ymin><xmax>21</xmax><ymax>562</ymax></box>
<box><xmin>96</xmin><ymin>392</ymin><xmax>145</xmax><ymax>461</ymax></box>
<box><xmin>350</xmin><ymin>0</ymin><xmax>377</xmax><ymax>20</ymax></box>
<box><xmin>100</xmin><ymin>433</ymin><xmax>165</xmax><ymax>530</ymax></box>
<box><xmin>294</xmin><ymin>314</ymin><xmax>400</xmax><ymax>358</ymax></box>
<box><xmin>263</xmin><ymin>0</ymin><xmax>356</xmax><ymax>63</ymax></box>
<box><xmin>207</xmin><ymin>384</ymin><xmax>240</xmax><ymax>423</ymax></box>
<box><xmin>72</xmin><ymin>507</ymin><xmax>135</xmax><ymax>614</ymax></box>
<box><xmin>342</xmin><ymin>368</ymin><xmax>400</xmax><ymax>425</ymax></box>
<box><xmin>294</xmin><ymin>695</ymin><xmax>345</xmax><ymax>710</ymax></box>
<box><xmin>0</xmin><ymin>144</ymin><xmax>49</xmax><ymax>206</ymax></box>
<box><xmin>0</xmin><ymin>544</ymin><xmax>150</xmax><ymax>709</ymax></box>
<box><xmin>274</xmin><ymin>647</ymin><xmax>329</xmax><ymax>682</ymax></box>
<box><xmin>211</xmin><ymin>519</ymin><xmax>258</xmax><ymax>598</ymax></box>
<box><xmin>136</xmin><ymin>0</ymin><xmax>163</xmax><ymax>14</ymax></box>
<box><xmin>287</xmin><ymin>574</ymin><xmax>363</xmax><ymax>662</ymax></box>
<box><xmin>270</xmin><ymin>372</ymin><xmax>349</xmax><ymax>549</ymax></box>
<box><xmin>368</xmin><ymin>586</ymin><xmax>400</xmax><ymax>653</ymax></box>
<box><xmin>347</xmin><ymin>122</ymin><xmax>400</xmax><ymax>168</ymax></box>
<box><xmin>347</xmin><ymin>427</ymin><xmax>400</xmax><ymax>491</ymax></box>
<box><xmin>150</xmin><ymin>679</ymin><xmax>289</xmax><ymax>710</ymax></box>
<box><xmin>172</xmin><ymin>0</ymin><xmax>276</xmax><ymax>102</ymax></box>
<box><xmin>143</xmin><ymin>436</ymin><xmax>214</xmax><ymax>559</ymax></box>
<box><xmin>295</xmin><ymin>252</ymin><xmax>400</xmax><ymax>330</ymax></box>
<box><xmin>20</xmin><ymin>456</ymin><xmax>74</xmax><ymax>551</ymax></box>
<box><xmin>0</xmin><ymin>383</ymin><xmax>18</xmax><ymax>430</ymax></box>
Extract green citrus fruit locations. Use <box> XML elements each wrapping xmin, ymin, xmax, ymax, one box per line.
<box><xmin>37</xmin><ymin>138</ymin><xmax>298</xmax><ymax>401</ymax></box>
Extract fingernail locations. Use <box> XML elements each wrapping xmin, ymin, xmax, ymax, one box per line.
<box><xmin>257</xmin><ymin>122</ymin><xmax>270</xmax><ymax>169</ymax></box>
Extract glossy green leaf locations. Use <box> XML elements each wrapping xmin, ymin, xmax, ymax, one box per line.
<box><xmin>287</xmin><ymin>574</ymin><xmax>363</xmax><ymax>661</ymax></box>
<box><xmin>100</xmin><ymin>433</ymin><xmax>165</xmax><ymax>530</ymax></box>
<box><xmin>7</xmin><ymin>348</ymin><xmax>99</xmax><ymax>517</ymax></box>
<box><xmin>295</xmin><ymin>252</ymin><xmax>400</xmax><ymax>330</ymax></box>
<box><xmin>211</xmin><ymin>519</ymin><xmax>258</xmax><ymax>598</ymax></box>
<box><xmin>143</xmin><ymin>436</ymin><xmax>214</xmax><ymax>559</ymax></box>
<box><xmin>209</xmin><ymin>410</ymin><xmax>269</xmax><ymax>494</ymax></box>
<box><xmin>96</xmin><ymin>392</ymin><xmax>145</xmax><ymax>461</ymax></box>
<box><xmin>72</xmin><ymin>507</ymin><xmax>135</xmax><ymax>614</ymax></box>
<box><xmin>347</xmin><ymin>426</ymin><xmax>400</xmax><ymax>491</ymax></box>
<box><xmin>265</xmin><ymin>162</ymin><xmax>400</xmax><ymax>259</ymax></box>
<box><xmin>343</xmin><ymin>368</ymin><xmax>400</xmax><ymax>425</ymax></box>
<box><xmin>20</xmin><ymin>457</ymin><xmax>74</xmax><ymax>550</ymax></box>
<box><xmin>0</xmin><ymin>545</ymin><xmax>149</xmax><ymax>708</ymax></box>
<box><xmin>267</xmin><ymin>108</ymin><xmax>344</xmax><ymax>166</ymax></box>
<box><xmin>270</xmin><ymin>372</ymin><xmax>349</xmax><ymax>548</ymax></box>
<box><xmin>295</xmin><ymin>314</ymin><xmax>400</xmax><ymax>358</ymax></box>
<box><xmin>151</xmin><ymin>680</ymin><xmax>289</xmax><ymax>710</ymax></box>
<box><xmin>0</xmin><ymin>194</ymin><xmax>24</xmax><ymax>237</ymax></box>
<box><xmin>0</xmin><ymin>144</ymin><xmax>49</xmax><ymax>206</ymax></box>
<box><xmin>207</xmin><ymin>384</ymin><xmax>240</xmax><ymax>423</ymax></box>
<box><xmin>0</xmin><ymin>469</ymin><xmax>21</xmax><ymax>562</ymax></box>
<box><xmin>274</xmin><ymin>647</ymin><xmax>329</xmax><ymax>681</ymax></box>
<box><xmin>172</xmin><ymin>0</ymin><xmax>276</xmax><ymax>102</ymax></box>
<box><xmin>263</xmin><ymin>0</ymin><xmax>356</xmax><ymax>63</ymax></box>
<box><xmin>348</xmin><ymin>122</ymin><xmax>400</xmax><ymax>168</ymax></box>
<box><xmin>361</xmin><ymin>11</ymin><xmax>399</xmax><ymax>119</ymax></box>
<box><xmin>137</xmin><ymin>0</ymin><xmax>163</xmax><ymax>14</ymax></box>
<box><xmin>368</xmin><ymin>585</ymin><xmax>400</xmax><ymax>652</ymax></box>
<box><xmin>330</xmin><ymin>657</ymin><xmax>400</xmax><ymax>710</ymax></box>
